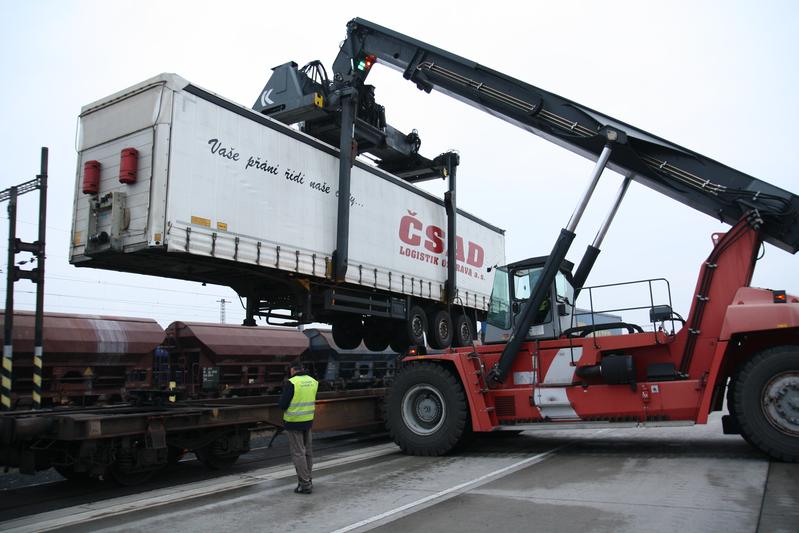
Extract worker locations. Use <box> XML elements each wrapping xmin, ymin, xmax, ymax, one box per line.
<box><xmin>279</xmin><ymin>361</ymin><xmax>319</xmax><ymax>494</ymax></box>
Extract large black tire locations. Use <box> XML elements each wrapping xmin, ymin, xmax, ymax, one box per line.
<box><xmin>406</xmin><ymin>305</ymin><xmax>428</xmax><ymax>347</ymax></box>
<box><xmin>385</xmin><ymin>362</ymin><xmax>469</xmax><ymax>455</ymax></box>
<box><xmin>452</xmin><ymin>313</ymin><xmax>475</xmax><ymax>348</ymax></box>
<box><xmin>363</xmin><ymin>317</ymin><xmax>392</xmax><ymax>352</ymax></box>
<box><xmin>332</xmin><ymin>316</ymin><xmax>363</xmax><ymax>350</ymax></box>
<box><xmin>731</xmin><ymin>345</ymin><xmax>799</xmax><ymax>462</ymax></box>
<box><xmin>726</xmin><ymin>376</ymin><xmax>756</xmax><ymax>447</ymax></box>
<box><xmin>427</xmin><ymin>309</ymin><xmax>453</xmax><ymax>349</ymax></box>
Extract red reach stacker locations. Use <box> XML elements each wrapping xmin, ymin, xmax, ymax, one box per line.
<box><xmin>262</xmin><ymin>19</ymin><xmax>799</xmax><ymax>461</ymax></box>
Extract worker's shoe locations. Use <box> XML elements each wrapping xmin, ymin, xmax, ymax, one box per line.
<box><xmin>294</xmin><ymin>484</ymin><xmax>312</xmax><ymax>494</ymax></box>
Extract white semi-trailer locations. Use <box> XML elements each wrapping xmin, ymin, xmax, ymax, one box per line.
<box><xmin>70</xmin><ymin>74</ymin><xmax>505</xmax><ymax>351</ymax></box>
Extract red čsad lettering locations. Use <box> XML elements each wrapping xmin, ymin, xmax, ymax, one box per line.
<box><xmin>398</xmin><ymin>211</ymin><xmax>485</xmax><ymax>267</ymax></box>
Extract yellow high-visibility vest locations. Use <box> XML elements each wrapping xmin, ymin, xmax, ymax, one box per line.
<box><xmin>283</xmin><ymin>374</ymin><xmax>319</xmax><ymax>423</ymax></box>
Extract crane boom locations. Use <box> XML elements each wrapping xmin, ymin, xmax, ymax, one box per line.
<box><xmin>332</xmin><ymin>18</ymin><xmax>799</xmax><ymax>254</ymax></box>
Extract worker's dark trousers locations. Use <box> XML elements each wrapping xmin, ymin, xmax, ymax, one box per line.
<box><xmin>287</xmin><ymin>428</ymin><xmax>313</xmax><ymax>488</ymax></box>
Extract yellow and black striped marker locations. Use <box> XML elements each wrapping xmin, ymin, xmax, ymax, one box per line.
<box><xmin>32</xmin><ymin>345</ymin><xmax>43</xmax><ymax>408</ymax></box>
<box><xmin>2</xmin><ymin>345</ymin><xmax>12</xmax><ymax>410</ymax></box>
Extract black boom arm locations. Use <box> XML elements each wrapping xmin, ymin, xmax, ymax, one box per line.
<box><xmin>333</xmin><ymin>18</ymin><xmax>799</xmax><ymax>254</ymax></box>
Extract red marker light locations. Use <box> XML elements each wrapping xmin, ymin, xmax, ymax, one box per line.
<box><xmin>773</xmin><ymin>290</ymin><xmax>787</xmax><ymax>303</ymax></box>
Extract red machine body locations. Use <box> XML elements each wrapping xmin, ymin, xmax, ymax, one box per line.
<box><xmin>393</xmin><ymin>219</ymin><xmax>799</xmax><ymax>461</ymax></box>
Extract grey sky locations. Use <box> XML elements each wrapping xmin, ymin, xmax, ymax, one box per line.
<box><xmin>1</xmin><ymin>0</ymin><xmax>797</xmax><ymax>328</ymax></box>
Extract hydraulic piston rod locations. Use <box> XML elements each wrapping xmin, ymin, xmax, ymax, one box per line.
<box><xmin>573</xmin><ymin>176</ymin><xmax>632</xmax><ymax>295</ymax></box>
<box><xmin>490</xmin><ymin>143</ymin><xmax>614</xmax><ymax>382</ymax></box>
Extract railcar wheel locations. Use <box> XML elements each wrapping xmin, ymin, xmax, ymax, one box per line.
<box><xmin>452</xmin><ymin>314</ymin><xmax>475</xmax><ymax>347</ymax></box>
<box><xmin>732</xmin><ymin>345</ymin><xmax>799</xmax><ymax>462</ymax></box>
<box><xmin>332</xmin><ymin>316</ymin><xmax>363</xmax><ymax>350</ymax></box>
<box><xmin>196</xmin><ymin>447</ymin><xmax>240</xmax><ymax>470</ymax></box>
<box><xmin>53</xmin><ymin>465</ymin><xmax>90</xmax><ymax>482</ymax></box>
<box><xmin>427</xmin><ymin>310</ymin><xmax>453</xmax><ymax>349</ymax></box>
<box><xmin>363</xmin><ymin>317</ymin><xmax>391</xmax><ymax>352</ymax></box>
<box><xmin>386</xmin><ymin>362</ymin><xmax>469</xmax><ymax>455</ymax></box>
<box><xmin>196</xmin><ymin>432</ymin><xmax>246</xmax><ymax>470</ymax></box>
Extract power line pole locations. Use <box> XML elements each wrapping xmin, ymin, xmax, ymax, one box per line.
<box><xmin>2</xmin><ymin>147</ymin><xmax>48</xmax><ymax>410</ymax></box>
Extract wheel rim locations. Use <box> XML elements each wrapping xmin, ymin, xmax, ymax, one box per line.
<box><xmin>411</xmin><ymin>315</ymin><xmax>424</xmax><ymax>339</ymax></box>
<box><xmin>761</xmin><ymin>371</ymin><xmax>799</xmax><ymax>436</ymax></box>
<box><xmin>438</xmin><ymin>318</ymin><xmax>449</xmax><ymax>341</ymax></box>
<box><xmin>458</xmin><ymin>321</ymin><xmax>471</xmax><ymax>343</ymax></box>
<box><xmin>401</xmin><ymin>383</ymin><xmax>446</xmax><ymax>436</ymax></box>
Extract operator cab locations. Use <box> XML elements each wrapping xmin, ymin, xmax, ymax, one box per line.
<box><xmin>483</xmin><ymin>256</ymin><xmax>576</xmax><ymax>344</ymax></box>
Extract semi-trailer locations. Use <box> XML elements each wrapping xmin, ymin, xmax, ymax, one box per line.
<box><xmin>70</xmin><ymin>74</ymin><xmax>506</xmax><ymax>351</ymax></box>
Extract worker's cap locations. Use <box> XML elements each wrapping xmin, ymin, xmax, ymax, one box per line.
<box><xmin>289</xmin><ymin>361</ymin><xmax>305</xmax><ymax>371</ymax></box>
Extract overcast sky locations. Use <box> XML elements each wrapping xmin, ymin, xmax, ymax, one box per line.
<box><xmin>1</xmin><ymin>0</ymin><xmax>797</xmax><ymax>328</ymax></box>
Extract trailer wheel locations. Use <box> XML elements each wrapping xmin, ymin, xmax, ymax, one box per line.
<box><xmin>363</xmin><ymin>317</ymin><xmax>391</xmax><ymax>352</ymax></box>
<box><xmin>732</xmin><ymin>345</ymin><xmax>799</xmax><ymax>462</ymax></box>
<box><xmin>452</xmin><ymin>314</ymin><xmax>475</xmax><ymax>347</ymax></box>
<box><xmin>407</xmin><ymin>305</ymin><xmax>428</xmax><ymax>347</ymax></box>
<box><xmin>427</xmin><ymin>309</ymin><xmax>453</xmax><ymax>349</ymax></box>
<box><xmin>386</xmin><ymin>362</ymin><xmax>469</xmax><ymax>455</ymax></box>
<box><xmin>332</xmin><ymin>316</ymin><xmax>363</xmax><ymax>350</ymax></box>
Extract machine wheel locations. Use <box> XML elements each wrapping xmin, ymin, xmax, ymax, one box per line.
<box><xmin>452</xmin><ymin>313</ymin><xmax>475</xmax><ymax>347</ymax></box>
<box><xmin>427</xmin><ymin>309</ymin><xmax>453</xmax><ymax>349</ymax></box>
<box><xmin>332</xmin><ymin>316</ymin><xmax>363</xmax><ymax>350</ymax></box>
<box><xmin>385</xmin><ymin>362</ymin><xmax>469</xmax><ymax>455</ymax></box>
<box><xmin>731</xmin><ymin>345</ymin><xmax>799</xmax><ymax>462</ymax></box>
<box><xmin>726</xmin><ymin>376</ymin><xmax>755</xmax><ymax>447</ymax></box>
<box><xmin>363</xmin><ymin>317</ymin><xmax>392</xmax><ymax>352</ymax></box>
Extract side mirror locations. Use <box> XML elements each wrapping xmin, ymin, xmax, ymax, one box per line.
<box><xmin>557</xmin><ymin>302</ymin><xmax>568</xmax><ymax>316</ymax></box>
<box><xmin>512</xmin><ymin>301</ymin><xmax>520</xmax><ymax>313</ymax></box>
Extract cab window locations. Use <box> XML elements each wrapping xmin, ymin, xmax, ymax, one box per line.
<box><xmin>487</xmin><ymin>267</ymin><xmax>511</xmax><ymax>329</ymax></box>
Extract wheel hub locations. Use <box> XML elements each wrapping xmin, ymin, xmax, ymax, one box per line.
<box><xmin>762</xmin><ymin>372</ymin><xmax>799</xmax><ymax>436</ymax></box>
<box><xmin>401</xmin><ymin>383</ymin><xmax>446</xmax><ymax>436</ymax></box>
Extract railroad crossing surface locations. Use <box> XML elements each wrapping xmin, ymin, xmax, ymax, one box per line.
<box><xmin>1</xmin><ymin>413</ymin><xmax>797</xmax><ymax>533</ymax></box>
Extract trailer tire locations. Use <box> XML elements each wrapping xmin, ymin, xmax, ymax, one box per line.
<box><xmin>408</xmin><ymin>305</ymin><xmax>428</xmax><ymax>347</ymax></box>
<box><xmin>386</xmin><ymin>362</ymin><xmax>469</xmax><ymax>455</ymax></box>
<box><xmin>732</xmin><ymin>345</ymin><xmax>799</xmax><ymax>462</ymax></box>
<box><xmin>452</xmin><ymin>313</ymin><xmax>475</xmax><ymax>347</ymax></box>
<box><xmin>363</xmin><ymin>317</ymin><xmax>391</xmax><ymax>352</ymax></box>
<box><xmin>332</xmin><ymin>316</ymin><xmax>363</xmax><ymax>350</ymax></box>
<box><xmin>427</xmin><ymin>309</ymin><xmax>453</xmax><ymax>349</ymax></box>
